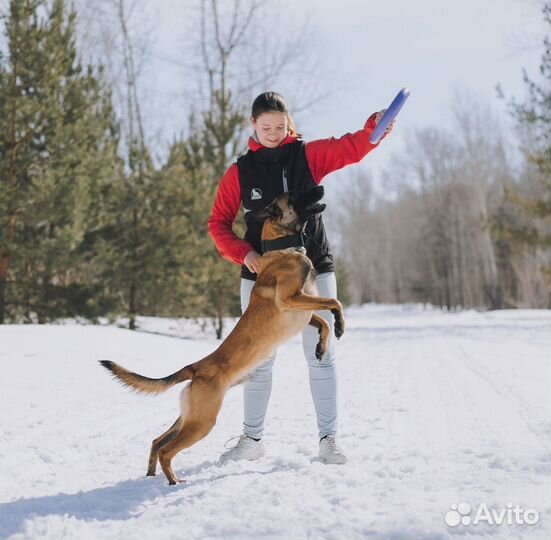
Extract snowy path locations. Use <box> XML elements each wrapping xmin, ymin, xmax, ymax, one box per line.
<box><xmin>0</xmin><ymin>306</ymin><xmax>549</xmax><ymax>539</ymax></box>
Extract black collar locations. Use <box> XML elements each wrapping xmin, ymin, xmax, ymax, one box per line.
<box><xmin>261</xmin><ymin>232</ymin><xmax>307</xmax><ymax>253</ymax></box>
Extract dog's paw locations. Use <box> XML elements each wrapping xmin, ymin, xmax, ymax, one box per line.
<box><xmin>168</xmin><ymin>477</ymin><xmax>186</xmax><ymax>485</ymax></box>
<box><xmin>315</xmin><ymin>341</ymin><xmax>326</xmax><ymax>361</ymax></box>
<box><xmin>331</xmin><ymin>309</ymin><xmax>345</xmax><ymax>339</ymax></box>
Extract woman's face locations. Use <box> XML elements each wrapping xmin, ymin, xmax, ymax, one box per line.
<box><xmin>251</xmin><ymin>112</ymin><xmax>288</xmax><ymax>148</ymax></box>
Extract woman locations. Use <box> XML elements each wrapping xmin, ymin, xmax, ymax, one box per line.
<box><xmin>208</xmin><ymin>92</ymin><xmax>393</xmax><ymax>464</ymax></box>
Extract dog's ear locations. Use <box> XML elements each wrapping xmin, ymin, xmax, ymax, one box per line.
<box><xmin>249</xmin><ymin>201</ymin><xmax>282</xmax><ymax>221</ymax></box>
<box><xmin>290</xmin><ymin>186</ymin><xmax>324</xmax><ymax>209</ymax></box>
<box><xmin>303</xmin><ymin>186</ymin><xmax>325</xmax><ymax>206</ymax></box>
<box><xmin>292</xmin><ymin>186</ymin><xmax>326</xmax><ymax>219</ymax></box>
<box><xmin>299</xmin><ymin>203</ymin><xmax>326</xmax><ymax>221</ymax></box>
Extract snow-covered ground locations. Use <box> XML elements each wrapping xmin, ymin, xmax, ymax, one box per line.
<box><xmin>1</xmin><ymin>305</ymin><xmax>549</xmax><ymax>540</ymax></box>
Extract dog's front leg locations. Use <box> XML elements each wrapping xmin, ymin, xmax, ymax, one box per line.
<box><xmin>308</xmin><ymin>314</ymin><xmax>331</xmax><ymax>360</ymax></box>
<box><xmin>280</xmin><ymin>293</ymin><xmax>345</xmax><ymax>339</ymax></box>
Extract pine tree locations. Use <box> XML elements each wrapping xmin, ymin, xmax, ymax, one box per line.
<box><xmin>160</xmin><ymin>108</ymin><xmax>244</xmax><ymax>338</ymax></box>
<box><xmin>101</xmin><ymin>141</ymin><xmax>196</xmax><ymax>329</ymax></box>
<box><xmin>504</xmin><ymin>3</ymin><xmax>551</xmax><ymax>271</ymax></box>
<box><xmin>0</xmin><ymin>0</ymin><xmax>121</xmax><ymax>323</ymax></box>
<box><xmin>197</xmin><ymin>92</ymin><xmax>247</xmax><ymax>338</ymax></box>
<box><xmin>0</xmin><ymin>0</ymin><xmax>42</xmax><ymax>323</ymax></box>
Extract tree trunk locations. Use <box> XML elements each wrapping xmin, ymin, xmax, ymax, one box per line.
<box><xmin>2</xmin><ymin>45</ymin><xmax>20</xmax><ymax>324</ymax></box>
<box><xmin>129</xmin><ymin>282</ymin><xmax>137</xmax><ymax>330</ymax></box>
<box><xmin>0</xmin><ymin>264</ymin><xmax>7</xmax><ymax>324</ymax></box>
<box><xmin>128</xmin><ymin>204</ymin><xmax>139</xmax><ymax>330</ymax></box>
<box><xmin>216</xmin><ymin>285</ymin><xmax>224</xmax><ymax>340</ymax></box>
<box><xmin>0</xmin><ymin>213</ymin><xmax>18</xmax><ymax>324</ymax></box>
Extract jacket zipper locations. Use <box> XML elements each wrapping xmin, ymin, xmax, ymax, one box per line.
<box><xmin>282</xmin><ymin>167</ymin><xmax>288</xmax><ymax>192</ymax></box>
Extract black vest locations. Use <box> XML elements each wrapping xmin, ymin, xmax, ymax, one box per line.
<box><xmin>237</xmin><ymin>140</ymin><xmax>334</xmax><ymax>280</ymax></box>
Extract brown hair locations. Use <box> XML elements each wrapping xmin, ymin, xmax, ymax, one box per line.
<box><xmin>251</xmin><ymin>91</ymin><xmax>301</xmax><ymax>138</ymax></box>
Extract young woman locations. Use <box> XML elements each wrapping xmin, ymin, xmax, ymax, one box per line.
<box><xmin>208</xmin><ymin>92</ymin><xmax>394</xmax><ymax>464</ymax></box>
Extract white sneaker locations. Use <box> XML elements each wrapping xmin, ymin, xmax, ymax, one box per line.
<box><xmin>319</xmin><ymin>435</ymin><xmax>347</xmax><ymax>464</ymax></box>
<box><xmin>219</xmin><ymin>435</ymin><xmax>265</xmax><ymax>463</ymax></box>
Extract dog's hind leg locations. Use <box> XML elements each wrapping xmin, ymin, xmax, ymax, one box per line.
<box><xmin>147</xmin><ymin>416</ymin><xmax>183</xmax><ymax>476</ymax></box>
<box><xmin>157</xmin><ymin>379</ymin><xmax>223</xmax><ymax>485</ymax></box>
<box><xmin>147</xmin><ymin>383</ymin><xmax>194</xmax><ymax>476</ymax></box>
<box><xmin>157</xmin><ymin>420</ymin><xmax>217</xmax><ymax>484</ymax></box>
<box><xmin>309</xmin><ymin>313</ymin><xmax>331</xmax><ymax>360</ymax></box>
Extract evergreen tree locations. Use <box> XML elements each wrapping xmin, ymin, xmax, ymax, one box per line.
<box><xmin>0</xmin><ymin>0</ymin><xmax>121</xmax><ymax>323</ymax></box>
<box><xmin>101</xmin><ymin>141</ymin><xmax>197</xmax><ymax>329</ymax></box>
<box><xmin>504</xmin><ymin>3</ymin><xmax>551</xmax><ymax>271</ymax></box>
<box><xmin>160</xmin><ymin>108</ymin><xmax>244</xmax><ymax>338</ymax></box>
<box><xmin>196</xmin><ymin>92</ymin><xmax>247</xmax><ymax>338</ymax></box>
<box><xmin>0</xmin><ymin>0</ymin><xmax>42</xmax><ymax>323</ymax></box>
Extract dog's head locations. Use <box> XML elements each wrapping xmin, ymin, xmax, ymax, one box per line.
<box><xmin>253</xmin><ymin>186</ymin><xmax>326</xmax><ymax>235</ymax></box>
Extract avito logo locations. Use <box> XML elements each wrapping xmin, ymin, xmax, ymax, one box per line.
<box><xmin>445</xmin><ymin>502</ymin><xmax>539</xmax><ymax>527</ymax></box>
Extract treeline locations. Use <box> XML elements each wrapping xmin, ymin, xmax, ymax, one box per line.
<box><xmin>0</xmin><ymin>0</ymin><xmax>328</xmax><ymax>336</ymax></box>
<box><xmin>0</xmin><ymin>0</ymin><xmax>549</xmax><ymax>336</ymax></box>
<box><xmin>336</xmin><ymin>24</ymin><xmax>551</xmax><ymax>311</ymax></box>
<box><xmin>0</xmin><ymin>0</ymin><xmax>254</xmax><ymax>335</ymax></box>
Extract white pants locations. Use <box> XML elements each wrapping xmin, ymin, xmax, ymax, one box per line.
<box><xmin>240</xmin><ymin>272</ymin><xmax>338</xmax><ymax>440</ymax></box>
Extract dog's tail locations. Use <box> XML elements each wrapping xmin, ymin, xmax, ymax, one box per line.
<box><xmin>99</xmin><ymin>360</ymin><xmax>195</xmax><ymax>395</ymax></box>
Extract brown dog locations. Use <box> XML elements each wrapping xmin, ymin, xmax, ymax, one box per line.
<box><xmin>100</xmin><ymin>185</ymin><xmax>345</xmax><ymax>484</ymax></box>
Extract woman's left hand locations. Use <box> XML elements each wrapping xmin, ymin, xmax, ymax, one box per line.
<box><xmin>374</xmin><ymin>109</ymin><xmax>396</xmax><ymax>135</ymax></box>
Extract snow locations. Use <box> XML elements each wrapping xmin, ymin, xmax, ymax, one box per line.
<box><xmin>0</xmin><ymin>304</ymin><xmax>550</xmax><ymax>540</ymax></box>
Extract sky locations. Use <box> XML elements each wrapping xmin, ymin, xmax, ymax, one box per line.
<box><xmin>290</xmin><ymin>0</ymin><xmax>546</xmax><ymax>183</ymax></box>
<box><xmin>69</xmin><ymin>0</ymin><xmax>547</xmax><ymax>194</ymax></box>
<box><xmin>2</xmin><ymin>0</ymin><xmax>545</xmax><ymax>181</ymax></box>
<box><xmin>134</xmin><ymin>0</ymin><xmax>546</xmax><ymax>193</ymax></box>
<box><xmin>294</xmin><ymin>0</ymin><xmax>545</xmax><ymax>131</ymax></box>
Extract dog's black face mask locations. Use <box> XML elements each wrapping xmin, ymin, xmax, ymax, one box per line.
<box><xmin>288</xmin><ymin>186</ymin><xmax>326</xmax><ymax>223</ymax></box>
<box><xmin>251</xmin><ymin>186</ymin><xmax>326</xmax><ymax>230</ymax></box>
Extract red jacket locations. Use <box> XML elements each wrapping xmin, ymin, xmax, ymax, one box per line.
<box><xmin>208</xmin><ymin>113</ymin><xmax>382</xmax><ymax>266</ymax></box>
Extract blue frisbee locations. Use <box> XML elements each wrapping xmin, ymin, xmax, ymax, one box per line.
<box><xmin>369</xmin><ymin>88</ymin><xmax>410</xmax><ymax>145</ymax></box>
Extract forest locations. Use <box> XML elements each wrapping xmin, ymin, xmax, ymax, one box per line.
<box><xmin>0</xmin><ymin>0</ymin><xmax>549</xmax><ymax>337</ymax></box>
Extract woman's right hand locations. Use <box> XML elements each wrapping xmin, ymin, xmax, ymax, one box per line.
<box><xmin>244</xmin><ymin>250</ymin><xmax>262</xmax><ymax>274</ymax></box>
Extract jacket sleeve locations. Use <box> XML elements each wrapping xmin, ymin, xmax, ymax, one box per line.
<box><xmin>208</xmin><ymin>163</ymin><xmax>254</xmax><ymax>265</ymax></box>
<box><xmin>305</xmin><ymin>113</ymin><xmax>385</xmax><ymax>184</ymax></box>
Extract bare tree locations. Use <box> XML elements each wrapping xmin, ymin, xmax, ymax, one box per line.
<box><xmin>74</xmin><ymin>0</ymin><xmax>157</xmax><ymax>148</ymax></box>
<box><xmin>333</xmin><ymin>92</ymin><xmax>547</xmax><ymax>310</ymax></box>
<box><xmin>184</xmin><ymin>0</ymin><xmax>331</xmax><ymax>162</ymax></box>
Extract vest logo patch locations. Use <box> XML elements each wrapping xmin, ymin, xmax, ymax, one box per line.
<box><xmin>251</xmin><ymin>188</ymin><xmax>263</xmax><ymax>200</ymax></box>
